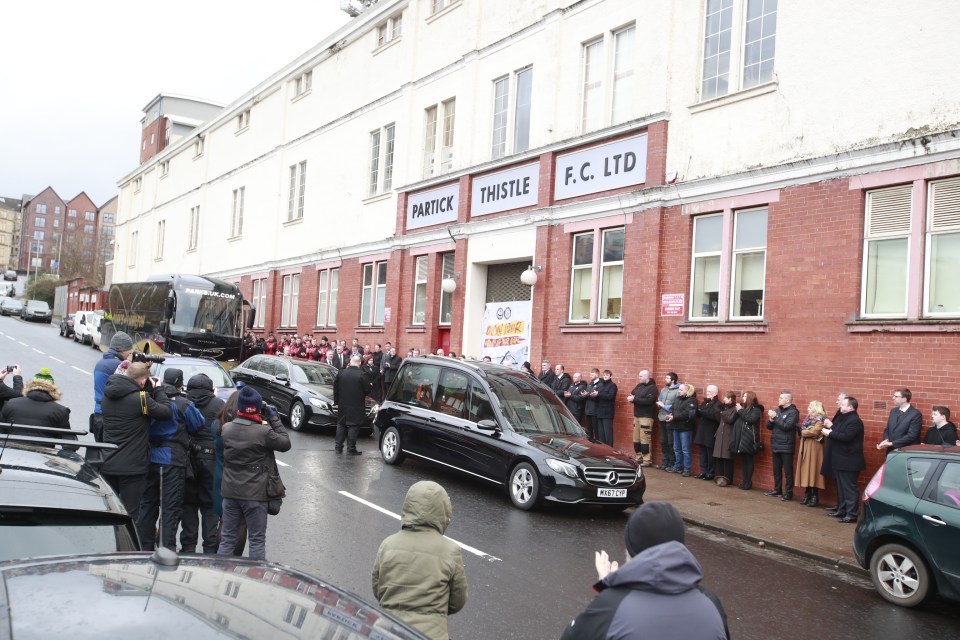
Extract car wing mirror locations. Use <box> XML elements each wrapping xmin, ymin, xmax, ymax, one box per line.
<box><xmin>477</xmin><ymin>419</ymin><xmax>499</xmax><ymax>432</ymax></box>
<box><xmin>276</xmin><ymin>373</ymin><xmax>290</xmax><ymax>384</ymax></box>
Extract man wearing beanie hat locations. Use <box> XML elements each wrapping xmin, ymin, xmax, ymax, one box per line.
<box><xmin>91</xmin><ymin>330</ymin><xmax>136</xmax><ymax>440</ymax></box>
<box><xmin>217</xmin><ymin>385</ymin><xmax>290</xmax><ymax>560</ymax></box>
<box><xmin>560</xmin><ymin>502</ymin><xmax>729</xmax><ymax>640</ymax></box>
<box><xmin>0</xmin><ymin>368</ymin><xmax>74</xmax><ymax>443</ymax></box>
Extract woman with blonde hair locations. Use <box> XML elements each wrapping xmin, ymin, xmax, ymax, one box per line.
<box><xmin>796</xmin><ymin>399</ymin><xmax>827</xmax><ymax>506</ymax></box>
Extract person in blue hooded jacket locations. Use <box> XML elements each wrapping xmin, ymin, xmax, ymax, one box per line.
<box><xmin>136</xmin><ymin>367</ymin><xmax>205</xmax><ymax>550</ymax></box>
<box><xmin>560</xmin><ymin>502</ymin><xmax>728</xmax><ymax>640</ymax></box>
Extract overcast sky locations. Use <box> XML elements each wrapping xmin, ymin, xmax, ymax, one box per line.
<box><xmin>0</xmin><ymin>1</ymin><xmax>351</xmax><ymax>207</ymax></box>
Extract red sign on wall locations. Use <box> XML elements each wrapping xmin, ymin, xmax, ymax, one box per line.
<box><xmin>660</xmin><ymin>294</ymin><xmax>685</xmax><ymax>316</ymax></box>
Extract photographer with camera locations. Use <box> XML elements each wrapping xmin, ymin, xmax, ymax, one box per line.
<box><xmin>180</xmin><ymin>373</ymin><xmax>226</xmax><ymax>554</ymax></box>
<box><xmin>91</xmin><ymin>332</ymin><xmax>136</xmax><ymax>441</ymax></box>
<box><xmin>217</xmin><ymin>386</ymin><xmax>290</xmax><ymax>561</ymax></box>
<box><xmin>0</xmin><ymin>363</ymin><xmax>24</xmax><ymax>412</ymax></box>
<box><xmin>100</xmin><ymin>362</ymin><xmax>173</xmax><ymax>520</ymax></box>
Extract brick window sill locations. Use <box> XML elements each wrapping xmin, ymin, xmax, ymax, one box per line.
<box><xmin>405</xmin><ymin>326</ymin><xmax>426</xmax><ymax>333</ymax></box>
<box><xmin>846</xmin><ymin>320</ymin><xmax>960</xmax><ymax>333</ymax></box>
<box><xmin>355</xmin><ymin>326</ymin><xmax>385</xmax><ymax>333</ymax></box>
<box><xmin>677</xmin><ymin>322</ymin><xmax>768</xmax><ymax>334</ymax></box>
<box><xmin>560</xmin><ymin>324</ymin><xmax>624</xmax><ymax>334</ymax></box>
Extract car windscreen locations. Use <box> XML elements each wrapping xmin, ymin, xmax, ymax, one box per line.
<box><xmin>26</xmin><ymin>301</ymin><xmax>49</xmax><ymax>310</ymax></box>
<box><xmin>0</xmin><ymin>510</ymin><xmax>137</xmax><ymax>562</ymax></box>
<box><xmin>3</xmin><ymin>300</ymin><xmax>22</xmax><ymax>309</ymax></box>
<box><xmin>485</xmin><ymin>374</ymin><xmax>585</xmax><ymax>436</ymax></box>
<box><xmin>154</xmin><ymin>362</ymin><xmax>234</xmax><ymax>389</ymax></box>
<box><xmin>291</xmin><ymin>362</ymin><xmax>336</xmax><ymax>386</ymax></box>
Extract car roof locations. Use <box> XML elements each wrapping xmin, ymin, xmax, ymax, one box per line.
<box><xmin>0</xmin><ymin>443</ymin><xmax>127</xmax><ymax>516</ymax></box>
<box><xmin>246</xmin><ymin>354</ymin><xmax>336</xmax><ymax>369</ymax></box>
<box><xmin>400</xmin><ymin>355</ymin><xmax>531</xmax><ymax>380</ymax></box>
<box><xmin>0</xmin><ymin>552</ymin><xmax>426</xmax><ymax>640</ymax></box>
<box><xmin>157</xmin><ymin>355</ymin><xmax>229</xmax><ymax>367</ymax></box>
<box><xmin>895</xmin><ymin>444</ymin><xmax>960</xmax><ymax>456</ymax></box>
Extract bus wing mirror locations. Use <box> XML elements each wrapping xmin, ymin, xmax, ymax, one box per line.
<box><xmin>164</xmin><ymin>296</ymin><xmax>175</xmax><ymax>320</ymax></box>
<box><xmin>246</xmin><ymin>305</ymin><xmax>256</xmax><ymax>330</ymax></box>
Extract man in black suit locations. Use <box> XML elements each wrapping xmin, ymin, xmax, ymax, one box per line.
<box><xmin>333</xmin><ymin>355</ymin><xmax>367</xmax><ymax>455</ymax></box>
<box><xmin>332</xmin><ymin>348</ymin><xmax>348</xmax><ymax>370</ymax></box>
<box><xmin>380</xmin><ymin>346</ymin><xmax>402</xmax><ymax>395</ymax></box>
<box><xmin>821</xmin><ymin>396</ymin><xmax>866</xmax><ymax>523</ymax></box>
<box><xmin>877</xmin><ymin>388</ymin><xmax>922</xmax><ymax>455</ymax></box>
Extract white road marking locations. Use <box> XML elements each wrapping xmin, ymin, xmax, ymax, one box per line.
<box><xmin>338</xmin><ymin>490</ymin><xmax>502</xmax><ymax>562</ymax></box>
<box><xmin>71</xmin><ymin>366</ymin><xmax>91</xmax><ymax>375</ymax></box>
<box><xmin>275</xmin><ymin>459</ymin><xmax>290</xmax><ymax>467</ymax></box>
<box><xmin>32</xmin><ymin>348</ymin><xmax>44</xmax><ymax>354</ymax></box>
<box><xmin>49</xmin><ymin>357</ymin><xmax>64</xmax><ymax>363</ymax></box>
<box><xmin>5</xmin><ymin>336</ymin><xmax>14</xmax><ymax>341</ymax></box>
<box><xmin>18</xmin><ymin>341</ymin><xmax>28</xmax><ymax>346</ymax></box>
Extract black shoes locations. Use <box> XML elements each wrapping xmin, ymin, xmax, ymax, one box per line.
<box><xmin>681</xmin><ymin>471</ymin><xmax>691</xmax><ymax>477</ymax></box>
<box><xmin>764</xmin><ymin>490</ymin><xmax>782</xmax><ymax>497</ymax></box>
<box><xmin>780</xmin><ymin>493</ymin><xmax>793</xmax><ymax>502</ymax></box>
<box><xmin>806</xmin><ymin>495</ymin><xmax>819</xmax><ymax>508</ymax></box>
<box><xmin>838</xmin><ymin>516</ymin><xmax>857</xmax><ymax>524</ymax></box>
<box><xmin>826</xmin><ymin>509</ymin><xmax>842</xmax><ymax>517</ymax></box>
<box><xmin>346</xmin><ymin>450</ymin><xmax>363</xmax><ymax>456</ymax></box>
<box><xmin>695</xmin><ymin>473</ymin><xmax>706</xmax><ymax>479</ymax></box>
<box><xmin>334</xmin><ymin>449</ymin><xmax>343</xmax><ymax>454</ymax></box>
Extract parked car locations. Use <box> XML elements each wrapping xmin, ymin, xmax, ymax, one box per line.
<box><xmin>59</xmin><ymin>314</ymin><xmax>75</xmax><ymax>337</ymax></box>
<box><xmin>853</xmin><ymin>444</ymin><xmax>960</xmax><ymax>607</ymax></box>
<box><xmin>0</xmin><ymin>429</ymin><xmax>137</xmax><ymax>562</ymax></box>
<box><xmin>150</xmin><ymin>355</ymin><xmax>237</xmax><ymax>401</ymax></box>
<box><xmin>20</xmin><ymin>299</ymin><xmax>52</xmax><ymax>323</ymax></box>
<box><xmin>3</xmin><ymin>269</ymin><xmax>16</xmax><ymax>281</ymax></box>
<box><xmin>376</xmin><ymin>357</ymin><xmax>646</xmax><ymax>511</ymax></box>
<box><xmin>88</xmin><ymin>312</ymin><xmax>103</xmax><ymax>349</ymax></box>
<box><xmin>231</xmin><ymin>354</ymin><xmax>376</xmax><ymax>433</ymax></box>
<box><xmin>72</xmin><ymin>310</ymin><xmax>99</xmax><ymax>344</ymax></box>
<box><xmin>0</xmin><ymin>297</ymin><xmax>22</xmax><ymax>316</ymax></box>
<box><xmin>0</xmin><ymin>551</ymin><xmax>426</xmax><ymax>640</ymax></box>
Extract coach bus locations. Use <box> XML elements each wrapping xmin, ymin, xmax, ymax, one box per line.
<box><xmin>99</xmin><ymin>274</ymin><xmax>254</xmax><ymax>364</ymax></box>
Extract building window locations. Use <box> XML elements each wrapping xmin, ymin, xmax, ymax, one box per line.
<box><xmin>133</xmin><ymin>177</ymin><xmax>142</xmax><ymax>193</ymax></box>
<box><xmin>284</xmin><ymin>604</ymin><xmax>307</xmax><ymax>629</ymax></box>
<box><xmin>281</xmin><ymin>274</ymin><xmax>300</xmax><ymax>328</ymax></box>
<box><xmin>104</xmin><ymin>213</ymin><xmax>114</xmax><ymax>223</ymax></box>
<box><xmin>231</xmin><ymin>187</ymin><xmax>245</xmax><ymax>238</ymax></box>
<box><xmin>317</xmin><ymin>267</ymin><xmax>339</xmax><ymax>327</ymax></box>
<box><xmin>431</xmin><ymin>0</ymin><xmax>448</xmax><ymax>14</ymax></box>
<box><xmin>84</xmin><ymin>224</ymin><xmax>94</xmax><ymax>234</ymax></box>
<box><xmin>150</xmin><ymin>133</ymin><xmax>155</xmax><ymax>145</ymax></box>
<box><xmin>223</xmin><ymin>581</ymin><xmax>240</xmax><ymax>598</ymax></box>
<box><xmin>376</xmin><ymin>13</ymin><xmax>403</xmax><ymax>47</ymax></box>
<box><xmin>194</xmin><ymin>137</ymin><xmax>205</xmax><ymax>157</ymax></box>
<box><xmin>53</xmin><ymin>219</ymin><xmax>59</xmax><ymax>228</ymax></box>
<box><xmin>85</xmin><ymin>211</ymin><xmax>95</xmax><ymax>221</ymax></box>
<box><xmin>700</xmin><ymin>0</ymin><xmax>777</xmax><ymax>101</ymax></box>
<box><xmin>160</xmin><ymin>161</ymin><xmax>169</xmax><ymax>177</ymax></box>
<box><xmin>439</xmin><ymin>253</ymin><xmax>455</xmax><ymax>324</ymax></box>
<box><xmin>360</xmin><ymin>261</ymin><xmax>387</xmax><ymax>326</ymax></box>
<box><xmin>35</xmin><ymin>204</ymin><xmax>47</xmax><ymax>214</ymax></box>
<box><xmin>33</xmin><ymin>230</ymin><xmax>44</xmax><ymax>241</ymax></box>
<box><xmin>251</xmin><ymin>278</ymin><xmax>267</xmax><ymax>328</ymax></box>
<box><xmin>188</xmin><ymin>206</ymin><xmax>199</xmax><ymax>250</ymax></box>
<box><xmin>237</xmin><ymin>109</ymin><xmax>250</xmax><ymax>132</ymax></box>
<box><xmin>860</xmin><ymin>178</ymin><xmax>960</xmax><ymax>319</ymax></box>
<box><xmin>423</xmin><ymin>99</ymin><xmax>455</xmax><ymax>176</ymax></box>
<box><xmin>568</xmin><ymin>227</ymin><xmax>624</xmax><ymax>323</ymax></box>
<box><xmin>422</xmin><ymin>106</ymin><xmax>438</xmax><ymax>178</ymax></box>
<box><xmin>581</xmin><ymin>39</ymin><xmax>604</xmax><ymax>132</ymax></box>
<box><xmin>611</xmin><ymin>25</ymin><xmax>636</xmax><ymax>124</ymax></box>
<box><xmin>491</xmin><ymin>67</ymin><xmax>533</xmax><ymax>160</ymax></box>
<box><xmin>129</xmin><ymin>230</ymin><xmax>138</xmax><ymax>267</ymax></box>
<box><xmin>287</xmin><ymin>161</ymin><xmax>307</xmax><ymax>221</ymax></box>
<box><xmin>294</xmin><ymin>70</ymin><xmax>313</xmax><ymax>98</ymax></box>
<box><xmin>412</xmin><ymin>255</ymin><xmax>428</xmax><ymax>325</ymax></box>
<box><xmin>35</xmin><ymin>217</ymin><xmax>46</xmax><ymax>228</ymax></box>
<box><xmin>368</xmin><ymin>124</ymin><xmax>396</xmax><ymax>196</ymax></box>
<box><xmin>68</xmin><ymin>209</ymin><xmax>77</xmax><ymax>218</ymax></box>
<box><xmin>155</xmin><ymin>220</ymin><xmax>165</xmax><ymax>260</ymax></box>
<box><xmin>55</xmin><ymin>206</ymin><xmax>61</xmax><ymax>215</ymax></box>
<box><xmin>67</xmin><ymin>221</ymin><xmax>76</xmax><ymax>231</ymax></box>
<box><xmin>689</xmin><ymin>207</ymin><xmax>768</xmax><ymax>321</ymax></box>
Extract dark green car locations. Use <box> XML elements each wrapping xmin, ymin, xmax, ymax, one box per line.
<box><xmin>853</xmin><ymin>445</ymin><xmax>960</xmax><ymax>607</ymax></box>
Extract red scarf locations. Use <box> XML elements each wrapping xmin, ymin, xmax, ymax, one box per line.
<box><xmin>238</xmin><ymin>408</ymin><xmax>264</xmax><ymax>423</ymax></box>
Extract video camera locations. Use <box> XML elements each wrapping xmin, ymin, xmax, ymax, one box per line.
<box><xmin>131</xmin><ymin>351</ymin><xmax>166</xmax><ymax>364</ymax></box>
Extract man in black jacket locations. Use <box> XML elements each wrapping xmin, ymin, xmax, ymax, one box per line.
<box><xmin>695</xmin><ymin>385</ymin><xmax>721</xmax><ymax>480</ymax></box>
<box><xmin>878</xmin><ymin>387</ymin><xmax>922</xmax><ymax>456</ymax></box>
<box><xmin>822</xmin><ymin>396</ymin><xmax>866</xmax><ymax>523</ymax></box>
<box><xmin>551</xmin><ymin>364</ymin><xmax>571</xmax><ymax>398</ymax></box>
<box><xmin>564</xmin><ymin>372</ymin><xmax>588</xmax><ymax>425</ymax></box>
<box><xmin>381</xmin><ymin>346</ymin><xmax>402</xmax><ymax>395</ymax></box>
<box><xmin>0</xmin><ymin>368</ymin><xmax>73</xmax><ymax>442</ymax></box>
<box><xmin>626</xmin><ymin>370</ymin><xmax>658</xmax><ymax>466</ymax></box>
<box><xmin>560</xmin><ymin>502</ymin><xmax>728</xmax><ymax>640</ymax></box>
<box><xmin>765</xmin><ymin>391</ymin><xmax>799</xmax><ymax>500</ymax></box>
<box><xmin>180</xmin><ymin>373</ymin><xmax>226</xmax><ymax>554</ymax></box>
<box><xmin>100</xmin><ymin>362</ymin><xmax>173</xmax><ymax>521</ymax></box>
<box><xmin>334</xmin><ymin>355</ymin><xmax>367</xmax><ymax>455</ymax></box>
<box><xmin>537</xmin><ymin>360</ymin><xmax>556</xmax><ymax>387</ymax></box>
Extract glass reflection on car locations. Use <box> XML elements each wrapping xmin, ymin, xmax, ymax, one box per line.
<box><xmin>486</xmin><ymin>374</ymin><xmax>585</xmax><ymax>436</ymax></box>
<box><xmin>291</xmin><ymin>362</ymin><xmax>336</xmax><ymax>386</ymax></box>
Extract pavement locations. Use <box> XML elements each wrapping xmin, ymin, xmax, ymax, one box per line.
<box><xmin>642</xmin><ymin>467</ymin><xmax>866</xmax><ymax>575</ymax></box>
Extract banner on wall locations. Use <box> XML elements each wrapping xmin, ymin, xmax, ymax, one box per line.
<box><xmin>480</xmin><ymin>301</ymin><xmax>532</xmax><ymax>369</ymax></box>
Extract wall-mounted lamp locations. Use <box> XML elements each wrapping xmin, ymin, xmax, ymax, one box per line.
<box><xmin>520</xmin><ymin>265</ymin><xmax>543</xmax><ymax>286</ymax></box>
<box><xmin>441</xmin><ymin>272</ymin><xmax>461</xmax><ymax>293</ymax></box>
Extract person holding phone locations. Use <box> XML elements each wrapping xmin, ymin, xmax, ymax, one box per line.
<box><xmin>0</xmin><ymin>363</ymin><xmax>24</xmax><ymax>412</ymax></box>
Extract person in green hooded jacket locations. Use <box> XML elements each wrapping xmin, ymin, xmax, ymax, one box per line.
<box><xmin>372</xmin><ymin>481</ymin><xmax>468</xmax><ymax>640</ymax></box>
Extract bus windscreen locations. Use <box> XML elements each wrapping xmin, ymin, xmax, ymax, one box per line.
<box><xmin>172</xmin><ymin>286</ymin><xmax>240</xmax><ymax>338</ymax></box>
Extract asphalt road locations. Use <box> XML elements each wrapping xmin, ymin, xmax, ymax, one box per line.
<box><xmin>2</xmin><ymin>316</ymin><xmax>959</xmax><ymax>639</ymax></box>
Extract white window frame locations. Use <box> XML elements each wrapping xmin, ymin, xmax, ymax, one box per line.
<box><xmin>611</xmin><ymin>25</ymin><xmax>636</xmax><ymax>125</ymax></box>
<box><xmin>923</xmin><ymin>177</ymin><xmax>960</xmax><ymax>318</ymax></box>
<box><xmin>316</xmin><ymin>267</ymin><xmax>339</xmax><ymax>327</ymax></box>
<box><xmin>422</xmin><ymin>105</ymin><xmax>438</xmax><ymax>178</ymax></box>
<box><xmin>729</xmin><ymin>208</ymin><xmax>767</xmax><ymax>320</ymax></box>
<box><xmin>375</xmin><ymin>12</ymin><xmax>403</xmax><ymax>48</ymax></box>
<box><xmin>85</xmin><ymin>211</ymin><xmax>95</xmax><ymax>221</ymax></box>
<box><xmin>293</xmin><ymin>70</ymin><xmax>312</xmax><ymax>98</ymax></box>
<box><xmin>193</xmin><ymin>137</ymin><xmax>204</xmax><ymax>158</ymax></box>
<box><xmin>231</xmin><ymin>187</ymin><xmax>245</xmax><ymax>238</ymax></box>
<box><xmin>129</xmin><ymin>230</ymin><xmax>138</xmax><ymax>267</ymax></box>
<box><xmin>580</xmin><ymin>38</ymin><xmax>604</xmax><ymax>132</ymax></box>
<box><xmin>568</xmin><ymin>227</ymin><xmax>625</xmax><ymax>324</ymax></box>
<box><xmin>133</xmin><ymin>177</ymin><xmax>142</xmax><ymax>193</ymax></box>
<box><xmin>35</xmin><ymin>217</ymin><xmax>45</xmax><ymax>228</ymax></box>
<box><xmin>160</xmin><ymin>161</ymin><xmax>169</xmax><ymax>178</ymax></box>
<box><xmin>360</xmin><ymin>261</ymin><xmax>387</xmax><ymax>327</ymax></box>
<box><xmin>35</xmin><ymin>204</ymin><xmax>47</xmax><ymax>214</ymax></box>
<box><xmin>155</xmin><ymin>220</ymin><xmax>165</xmax><ymax>260</ymax></box>
<box><xmin>236</xmin><ymin>109</ymin><xmax>250</xmax><ymax>132</ymax></box>
<box><xmin>598</xmin><ymin>227</ymin><xmax>625</xmax><ymax>322</ymax></box>
<box><xmin>368</xmin><ymin>123</ymin><xmax>396</xmax><ymax>196</ymax></box>
<box><xmin>251</xmin><ymin>278</ymin><xmax>267</xmax><ymax>328</ymax></box>
<box><xmin>438</xmin><ymin>253</ymin><xmax>455</xmax><ymax>325</ymax></box>
<box><xmin>412</xmin><ymin>255</ymin><xmax>428</xmax><ymax>325</ymax></box>
<box><xmin>861</xmin><ymin>186</ymin><xmax>911</xmax><ymax>319</ymax></box>
<box><xmin>287</xmin><ymin>161</ymin><xmax>306</xmax><ymax>221</ymax></box>
<box><xmin>188</xmin><ymin>206</ymin><xmax>199</xmax><ymax>250</ymax></box>
<box><xmin>280</xmin><ymin>274</ymin><xmax>300</xmax><ymax>328</ymax></box>
<box><xmin>490</xmin><ymin>66</ymin><xmax>533</xmax><ymax>160</ymax></box>
<box><xmin>699</xmin><ymin>0</ymin><xmax>777</xmax><ymax>102</ymax></box>
<box><xmin>688</xmin><ymin>214</ymin><xmax>723</xmax><ymax>320</ymax></box>
<box><xmin>568</xmin><ymin>232</ymin><xmax>594</xmax><ymax>323</ymax></box>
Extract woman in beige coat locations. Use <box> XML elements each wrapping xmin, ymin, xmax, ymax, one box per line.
<box><xmin>796</xmin><ymin>400</ymin><xmax>827</xmax><ymax>507</ymax></box>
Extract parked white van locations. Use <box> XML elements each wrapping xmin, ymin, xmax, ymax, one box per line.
<box><xmin>72</xmin><ymin>310</ymin><xmax>99</xmax><ymax>345</ymax></box>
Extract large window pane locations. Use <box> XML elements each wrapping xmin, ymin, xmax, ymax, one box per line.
<box><xmin>599</xmin><ymin>264</ymin><xmax>623</xmax><ymax>321</ymax></box>
<box><xmin>573</xmin><ymin>234</ymin><xmax>593</xmax><ymax>265</ymax></box>
<box><xmin>491</xmin><ymin>77</ymin><xmax>509</xmax><ymax>159</ymax></box>
<box><xmin>439</xmin><ymin>253</ymin><xmax>454</xmax><ymax>325</ymax></box>
<box><xmin>735</xmin><ymin>209</ymin><xmax>768</xmax><ymax>249</ymax></box>
<box><xmin>611</xmin><ymin>26</ymin><xmax>635</xmax><ymax>125</ymax></box>
<box><xmin>290</xmin><ymin>275</ymin><xmax>300</xmax><ymax>326</ymax></box>
<box><xmin>413</xmin><ymin>256</ymin><xmax>427</xmax><ymax>325</ymax></box>
<box><xmin>691</xmin><ymin>255</ymin><xmax>721</xmax><ymax>318</ymax></box>
<box><xmin>743</xmin><ymin>0</ymin><xmax>777</xmax><ymax>88</ymax></box>
<box><xmin>361</xmin><ymin>264</ymin><xmax>373</xmax><ymax>326</ymax></box>
<box><xmin>328</xmin><ymin>269</ymin><xmax>338</xmax><ymax>325</ymax></box>
<box><xmin>281</xmin><ymin>276</ymin><xmax>291</xmax><ymax>327</ymax></box>
<box><xmin>694</xmin><ymin>215</ymin><xmax>723</xmax><ymax>253</ymax></box>
<box><xmin>375</xmin><ymin>262</ymin><xmax>387</xmax><ymax>324</ymax></box>
<box><xmin>369</xmin><ymin>130</ymin><xmax>381</xmax><ymax>196</ymax></box>
<box><xmin>732</xmin><ymin>252</ymin><xmax>765</xmax><ymax>317</ymax></box>
<box><xmin>701</xmin><ymin>0</ymin><xmax>732</xmax><ymax>100</ymax></box>
<box><xmin>317</xmin><ymin>270</ymin><xmax>328</xmax><ymax>326</ymax></box>
<box><xmin>514</xmin><ymin>68</ymin><xmax>532</xmax><ymax>153</ymax></box>
<box><xmin>581</xmin><ymin>40</ymin><xmax>604</xmax><ymax>131</ymax></box>
<box><xmin>864</xmin><ymin>238</ymin><xmax>908</xmax><ymax>315</ymax></box>
<box><xmin>928</xmin><ymin>233</ymin><xmax>960</xmax><ymax>314</ymax></box>
<box><xmin>602</xmin><ymin>228</ymin><xmax>624</xmax><ymax>261</ymax></box>
<box><xmin>569</xmin><ymin>268</ymin><xmax>592</xmax><ymax>322</ymax></box>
